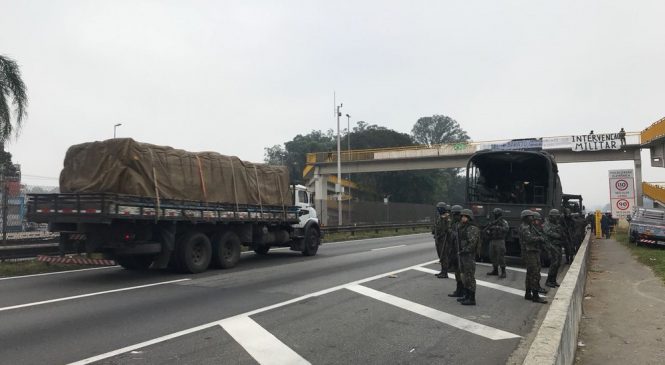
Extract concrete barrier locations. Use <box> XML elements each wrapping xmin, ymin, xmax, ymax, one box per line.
<box><xmin>522</xmin><ymin>229</ymin><xmax>591</xmax><ymax>365</ymax></box>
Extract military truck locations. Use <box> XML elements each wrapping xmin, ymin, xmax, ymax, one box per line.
<box><xmin>26</xmin><ymin>139</ymin><xmax>321</xmax><ymax>274</ymax></box>
<box><xmin>465</xmin><ymin>150</ymin><xmax>563</xmax><ymax>258</ymax></box>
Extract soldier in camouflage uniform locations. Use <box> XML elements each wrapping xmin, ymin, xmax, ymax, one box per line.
<box><xmin>532</xmin><ymin>212</ymin><xmax>548</xmax><ymax>294</ymax></box>
<box><xmin>433</xmin><ymin>202</ymin><xmax>451</xmax><ymax>278</ymax></box>
<box><xmin>543</xmin><ymin>209</ymin><xmax>563</xmax><ymax>288</ymax></box>
<box><xmin>447</xmin><ymin>205</ymin><xmax>465</xmax><ymax>298</ymax></box>
<box><xmin>519</xmin><ymin>210</ymin><xmax>548</xmax><ymax>304</ymax></box>
<box><xmin>457</xmin><ymin>209</ymin><xmax>480</xmax><ymax>306</ymax></box>
<box><xmin>561</xmin><ymin>208</ymin><xmax>575</xmax><ymax>264</ymax></box>
<box><xmin>484</xmin><ymin>208</ymin><xmax>509</xmax><ymax>279</ymax></box>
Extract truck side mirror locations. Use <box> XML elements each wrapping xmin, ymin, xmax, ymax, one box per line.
<box><xmin>299</xmin><ymin>209</ymin><xmax>309</xmax><ymax>217</ymax></box>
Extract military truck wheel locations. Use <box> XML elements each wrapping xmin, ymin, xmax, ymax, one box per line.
<box><xmin>254</xmin><ymin>245</ymin><xmax>270</xmax><ymax>255</ymax></box>
<box><xmin>302</xmin><ymin>226</ymin><xmax>320</xmax><ymax>256</ymax></box>
<box><xmin>175</xmin><ymin>231</ymin><xmax>212</xmax><ymax>274</ymax></box>
<box><xmin>211</xmin><ymin>231</ymin><xmax>241</xmax><ymax>269</ymax></box>
<box><xmin>116</xmin><ymin>255</ymin><xmax>154</xmax><ymax>270</ymax></box>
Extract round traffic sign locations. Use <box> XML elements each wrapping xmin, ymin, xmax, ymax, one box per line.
<box><xmin>615</xmin><ymin>179</ymin><xmax>629</xmax><ymax>191</ymax></box>
<box><xmin>616</xmin><ymin>199</ymin><xmax>630</xmax><ymax>210</ymax></box>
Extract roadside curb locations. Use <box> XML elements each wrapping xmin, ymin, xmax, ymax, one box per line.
<box><xmin>522</xmin><ymin>229</ymin><xmax>591</xmax><ymax>365</ymax></box>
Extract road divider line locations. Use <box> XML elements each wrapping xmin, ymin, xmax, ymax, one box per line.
<box><xmin>220</xmin><ymin>317</ymin><xmax>311</xmax><ymax>365</ymax></box>
<box><xmin>0</xmin><ymin>266</ymin><xmax>120</xmax><ymax>281</ymax></box>
<box><xmin>347</xmin><ymin>284</ymin><xmax>520</xmax><ymax>340</ymax></box>
<box><xmin>476</xmin><ymin>262</ymin><xmax>548</xmax><ymax>277</ymax></box>
<box><xmin>412</xmin><ymin>267</ymin><xmax>525</xmax><ymax>296</ymax></box>
<box><xmin>0</xmin><ymin>278</ymin><xmax>190</xmax><ymax>312</ymax></box>
<box><xmin>371</xmin><ymin>245</ymin><xmax>407</xmax><ymax>251</ymax></box>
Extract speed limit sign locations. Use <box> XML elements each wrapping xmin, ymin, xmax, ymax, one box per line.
<box><xmin>616</xmin><ymin>199</ymin><xmax>630</xmax><ymax>210</ymax></box>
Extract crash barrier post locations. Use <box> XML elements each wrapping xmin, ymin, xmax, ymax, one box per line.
<box><xmin>522</xmin><ymin>229</ymin><xmax>591</xmax><ymax>365</ymax></box>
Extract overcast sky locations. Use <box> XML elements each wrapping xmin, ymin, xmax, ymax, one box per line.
<box><xmin>2</xmin><ymin>0</ymin><xmax>665</xmax><ymax>210</ymax></box>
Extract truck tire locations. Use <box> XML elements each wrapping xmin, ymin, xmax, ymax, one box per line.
<box><xmin>175</xmin><ymin>231</ymin><xmax>212</xmax><ymax>274</ymax></box>
<box><xmin>211</xmin><ymin>231</ymin><xmax>241</xmax><ymax>269</ymax></box>
<box><xmin>254</xmin><ymin>245</ymin><xmax>270</xmax><ymax>255</ymax></box>
<box><xmin>116</xmin><ymin>255</ymin><xmax>154</xmax><ymax>270</ymax></box>
<box><xmin>302</xmin><ymin>226</ymin><xmax>320</xmax><ymax>256</ymax></box>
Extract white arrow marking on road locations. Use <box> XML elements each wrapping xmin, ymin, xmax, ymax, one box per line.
<box><xmin>0</xmin><ymin>278</ymin><xmax>190</xmax><ymax>312</ymax></box>
<box><xmin>347</xmin><ymin>284</ymin><xmax>521</xmax><ymax>340</ymax></box>
<box><xmin>220</xmin><ymin>317</ymin><xmax>310</xmax><ymax>365</ymax></box>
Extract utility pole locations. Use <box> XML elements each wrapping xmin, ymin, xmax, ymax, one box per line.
<box><xmin>346</xmin><ymin>113</ymin><xmax>352</xmax><ymax>225</ymax></box>
<box><xmin>336</xmin><ymin>103</ymin><xmax>343</xmax><ymax>226</ymax></box>
<box><xmin>1</xmin><ymin>168</ymin><xmax>6</xmax><ymax>245</ymax></box>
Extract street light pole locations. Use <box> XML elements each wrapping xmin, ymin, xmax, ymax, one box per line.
<box><xmin>114</xmin><ymin>123</ymin><xmax>122</xmax><ymax>138</ymax></box>
<box><xmin>345</xmin><ymin>113</ymin><xmax>351</xmax><ymax>225</ymax></box>
<box><xmin>336</xmin><ymin>103</ymin><xmax>343</xmax><ymax>226</ymax></box>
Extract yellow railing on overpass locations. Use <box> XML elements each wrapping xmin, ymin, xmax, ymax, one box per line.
<box><xmin>643</xmin><ymin>182</ymin><xmax>665</xmax><ymax>204</ymax></box>
<box><xmin>641</xmin><ymin>116</ymin><xmax>665</xmax><ymax>145</ymax></box>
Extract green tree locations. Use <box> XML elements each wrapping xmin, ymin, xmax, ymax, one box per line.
<box><xmin>0</xmin><ymin>55</ymin><xmax>27</xmax><ymax>142</ymax></box>
<box><xmin>411</xmin><ymin>115</ymin><xmax>469</xmax><ymax>146</ymax></box>
<box><xmin>263</xmin><ymin>144</ymin><xmax>287</xmax><ymax>165</ymax></box>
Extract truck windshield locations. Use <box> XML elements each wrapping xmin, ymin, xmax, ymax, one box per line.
<box><xmin>467</xmin><ymin>152</ymin><xmax>552</xmax><ymax>205</ymax></box>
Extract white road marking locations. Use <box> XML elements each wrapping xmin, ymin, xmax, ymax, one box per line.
<box><xmin>347</xmin><ymin>284</ymin><xmax>520</xmax><ymax>340</ymax></box>
<box><xmin>220</xmin><ymin>317</ymin><xmax>310</xmax><ymax>365</ymax></box>
<box><xmin>371</xmin><ymin>245</ymin><xmax>407</xmax><ymax>251</ymax></box>
<box><xmin>412</xmin><ymin>267</ymin><xmax>525</xmax><ymax>296</ymax></box>
<box><xmin>0</xmin><ymin>266</ymin><xmax>120</xmax><ymax>281</ymax></box>
<box><xmin>68</xmin><ymin>259</ymin><xmax>439</xmax><ymax>365</ymax></box>
<box><xmin>476</xmin><ymin>262</ymin><xmax>548</xmax><ymax>277</ymax></box>
<box><xmin>0</xmin><ymin>279</ymin><xmax>190</xmax><ymax>312</ymax></box>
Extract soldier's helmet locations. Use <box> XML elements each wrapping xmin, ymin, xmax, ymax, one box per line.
<box><xmin>549</xmin><ymin>209</ymin><xmax>561</xmax><ymax>217</ymax></box>
<box><xmin>451</xmin><ymin>205</ymin><xmax>463</xmax><ymax>214</ymax></box>
<box><xmin>436</xmin><ymin>202</ymin><xmax>449</xmax><ymax>214</ymax></box>
<box><xmin>520</xmin><ymin>209</ymin><xmax>535</xmax><ymax>219</ymax></box>
<box><xmin>533</xmin><ymin>212</ymin><xmax>542</xmax><ymax>220</ymax></box>
<box><xmin>492</xmin><ymin>208</ymin><xmax>503</xmax><ymax>217</ymax></box>
<box><xmin>461</xmin><ymin>209</ymin><xmax>473</xmax><ymax>220</ymax></box>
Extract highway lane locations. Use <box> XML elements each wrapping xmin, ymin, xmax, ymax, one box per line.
<box><xmin>0</xmin><ymin>234</ymin><xmax>558</xmax><ymax>364</ymax></box>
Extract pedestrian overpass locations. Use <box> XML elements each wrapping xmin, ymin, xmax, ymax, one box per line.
<box><xmin>304</xmin><ymin>116</ymin><xmax>665</xmax><ymax>225</ymax></box>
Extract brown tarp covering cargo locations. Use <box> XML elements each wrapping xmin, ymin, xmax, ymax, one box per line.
<box><xmin>60</xmin><ymin>138</ymin><xmax>291</xmax><ymax>207</ymax></box>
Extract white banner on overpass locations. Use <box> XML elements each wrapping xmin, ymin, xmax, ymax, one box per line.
<box><xmin>573</xmin><ymin>134</ymin><xmax>621</xmax><ymax>152</ymax></box>
<box><xmin>608</xmin><ymin>169</ymin><xmax>635</xmax><ymax>219</ymax></box>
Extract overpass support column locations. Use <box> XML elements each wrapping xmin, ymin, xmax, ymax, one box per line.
<box><xmin>635</xmin><ymin>153</ymin><xmax>644</xmax><ymax>207</ymax></box>
<box><xmin>313</xmin><ymin>167</ymin><xmax>329</xmax><ymax>226</ymax></box>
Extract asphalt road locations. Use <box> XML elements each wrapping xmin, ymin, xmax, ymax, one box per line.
<box><xmin>0</xmin><ymin>234</ymin><xmax>557</xmax><ymax>365</ymax></box>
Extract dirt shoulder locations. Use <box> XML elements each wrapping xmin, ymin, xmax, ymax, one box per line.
<box><xmin>576</xmin><ymin>237</ymin><xmax>665</xmax><ymax>364</ymax></box>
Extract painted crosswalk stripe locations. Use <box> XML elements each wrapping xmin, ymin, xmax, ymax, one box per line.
<box><xmin>347</xmin><ymin>284</ymin><xmax>520</xmax><ymax>340</ymax></box>
<box><xmin>476</xmin><ymin>262</ymin><xmax>548</xmax><ymax>277</ymax></box>
<box><xmin>220</xmin><ymin>316</ymin><xmax>310</xmax><ymax>365</ymax></box>
<box><xmin>412</xmin><ymin>267</ymin><xmax>525</xmax><ymax>296</ymax></box>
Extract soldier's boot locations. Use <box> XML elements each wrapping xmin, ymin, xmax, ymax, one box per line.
<box><xmin>545</xmin><ymin>274</ymin><xmax>560</xmax><ymax>288</ymax></box>
<box><xmin>531</xmin><ymin>290</ymin><xmax>548</xmax><ymax>304</ymax></box>
<box><xmin>435</xmin><ymin>265</ymin><xmax>449</xmax><ymax>278</ymax></box>
<box><xmin>461</xmin><ymin>290</ymin><xmax>476</xmax><ymax>306</ymax></box>
<box><xmin>499</xmin><ymin>267</ymin><xmax>506</xmax><ymax>279</ymax></box>
<box><xmin>486</xmin><ymin>265</ymin><xmax>499</xmax><ymax>276</ymax></box>
<box><xmin>536</xmin><ymin>286</ymin><xmax>548</xmax><ymax>294</ymax></box>
<box><xmin>524</xmin><ymin>290</ymin><xmax>533</xmax><ymax>300</ymax></box>
<box><xmin>457</xmin><ymin>288</ymin><xmax>468</xmax><ymax>302</ymax></box>
<box><xmin>448</xmin><ymin>282</ymin><xmax>464</xmax><ymax>297</ymax></box>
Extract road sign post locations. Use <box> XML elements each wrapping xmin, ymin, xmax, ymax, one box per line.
<box><xmin>608</xmin><ymin>169</ymin><xmax>636</xmax><ymax>219</ymax></box>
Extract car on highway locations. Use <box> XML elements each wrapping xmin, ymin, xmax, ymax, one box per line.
<box><xmin>628</xmin><ymin>207</ymin><xmax>665</xmax><ymax>247</ymax></box>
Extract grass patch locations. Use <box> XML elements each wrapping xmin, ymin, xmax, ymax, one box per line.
<box><xmin>0</xmin><ymin>260</ymin><xmax>91</xmax><ymax>278</ymax></box>
<box><xmin>322</xmin><ymin>227</ymin><xmax>430</xmax><ymax>243</ymax></box>
<box><xmin>615</xmin><ymin>227</ymin><xmax>665</xmax><ymax>284</ymax></box>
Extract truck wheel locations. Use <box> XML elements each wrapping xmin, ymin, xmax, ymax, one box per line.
<box><xmin>175</xmin><ymin>231</ymin><xmax>212</xmax><ymax>274</ymax></box>
<box><xmin>211</xmin><ymin>231</ymin><xmax>241</xmax><ymax>269</ymax></box>
<box><xmin>116</xmin><ymin>255</ymin><xmax>153</xmax><ymax>270</ymax></box>
<box><xmin>254</xmin><ymin>245</ymin><xmax>270</xmax><ymax>255</ymax></box>
<box><xmin>302</xmin><ymin>226</ymin><xmax>320</xmax><ymax>256</ymax></box>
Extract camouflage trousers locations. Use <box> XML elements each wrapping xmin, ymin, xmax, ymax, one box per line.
<box><xmin>435</xmin><ymin>238</ymin><xmax>448</xmax><ymax>271</ymax></box>
<box><xmin>459</xmin><ymin>253</ymin><xmax>476</xmax><ymax>292</ymax></box>
<box><xmin>547</xmin><ymin>244</ymin><xmax>562</xmax><ymax>279</ymax></box>
<box><xmin>524</xmin><ymin>250</ymin><xmax>541</xmax><ymax>291</ymax></box>
<box><xmin>489</xmin><ymin>239</ymin><xmax>506</xmax><ymax>268</ymax></box>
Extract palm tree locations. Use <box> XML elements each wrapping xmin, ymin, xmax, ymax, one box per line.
<box><xmin>0</xmin><ymin>55</ymin><xmax>28</xmax><ymax>143</ymax></box>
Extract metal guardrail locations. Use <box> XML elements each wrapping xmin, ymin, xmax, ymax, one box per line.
<box><xmin>0</xmin><ymin>223</ymin><xmax>431</xmax><ymax>261</ymax></box>
<box><xmin>321</xmin><ymin>222</ymin><xmax>431</xmax><ymax>235</ymax></box>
